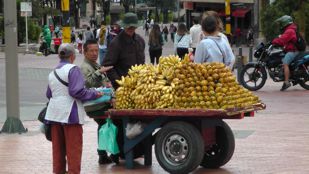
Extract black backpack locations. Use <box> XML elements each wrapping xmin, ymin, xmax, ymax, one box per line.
<box><xmin>294</xmin><ymin>29</ymin><xmax>306</xmax><ymax>52</ymax></box>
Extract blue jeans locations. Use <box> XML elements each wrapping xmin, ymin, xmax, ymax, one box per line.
<box><xmin>282</xmin><ymin>52</ymin><xmax>298</xmax><ymax>65</ymax></box>
<box><xmin>99</xmin><ymin>48</ymin><xmax>107</xmax><ymax>66</ymax></box>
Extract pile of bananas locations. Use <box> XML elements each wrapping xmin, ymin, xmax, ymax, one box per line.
<box><xmin>115</xmin><ymin>55</ymin><xmax>260</xmax><ymax>110</ymax></box>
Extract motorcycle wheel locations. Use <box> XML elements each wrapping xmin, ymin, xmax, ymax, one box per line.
<box><xmin>299</xmin><ymin>64</ymin><xmax>309</xmax><ymax>90</ymax></box>
<box><xmin>239</xmin><ymin>64</ymin><xmax>267</xmax><ymax>91</ymax></box>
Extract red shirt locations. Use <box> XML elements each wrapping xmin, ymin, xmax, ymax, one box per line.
<box><xmin>272</xmin><ymin>23</ymin><xmax>297</xmax><ymax>52</ymax></box>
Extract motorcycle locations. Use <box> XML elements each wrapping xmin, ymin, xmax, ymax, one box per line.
<box><xmin>239</xmin><ymin>42</ymin><xmax>309</xmax><ymax>91</ymax></box>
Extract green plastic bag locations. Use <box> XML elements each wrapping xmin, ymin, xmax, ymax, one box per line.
<box><xmin>98</xmin><ymin>118</ymin><xmax>120</xmax><ymax>155</ymax></box>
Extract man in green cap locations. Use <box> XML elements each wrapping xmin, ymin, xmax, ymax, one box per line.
<box><xmin>102</xmin><ymin>12</ymin><xmax>145</xmax><ymax>163</ymax></box>
<box><xmin>102</xmin><ymin>12</ymin><xmax>145</xmax><ymax>89</ymax></box>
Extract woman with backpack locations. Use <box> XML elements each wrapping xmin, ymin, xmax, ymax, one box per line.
<box><xmin>148</xmin><ymin>24</ymin><xmax>164</xmax><ymax>65</ymax></box>
<box><xmin>174</xmin><ymin>23</ymin><xmax>191</xmax><ymax>59</ymax></box>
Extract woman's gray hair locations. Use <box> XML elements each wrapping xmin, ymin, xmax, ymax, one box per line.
<box><xmin>58</xmin><ymin>43</ymin><xmax>75</xmax><ymax>59</ymax></box>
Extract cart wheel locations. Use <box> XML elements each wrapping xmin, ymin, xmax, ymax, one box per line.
<box><xmin>155</xmin><ymin>121</ymin><xmax>204</xmax><ymax>174</ymax></box>
<box><xmin>200</xmin><ymin>121</ymin><xmax>235</xmax><ymax>168</ymax></box>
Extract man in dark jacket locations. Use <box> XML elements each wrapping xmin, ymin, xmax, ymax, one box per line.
<box><xmin>103</xmin><ymin>12</ymin><xmax>145</xmax><ymax>89</ymax></box>
<box><xmin>272</xmin><ymin>15</ymin><xmax>298</xmax><ymax>91</ymax></box>
<box><xmin>102</xmin><ymin>12</ymin><xmax>145</xmax><ymax>162</ymax></box>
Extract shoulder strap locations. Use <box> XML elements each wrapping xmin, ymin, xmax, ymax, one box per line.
<box><xmin>53</xmin><ymin>70</ymin><xmax>69</xmax><ymax>87</ymax></box>
<box><xmin>208</xmin><ymin>38</ymin><xmax>225</xmax><ymax>63</ymax></box>
<box><xmin>178</xmin><ymin>35</ymin><xmax>184</xmax><ymax>43</ymax></box>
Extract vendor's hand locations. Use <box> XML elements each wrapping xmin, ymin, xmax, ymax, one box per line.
<box><xmin>105</xmin><ymin>82</ymin><xmax>113</xmax><ymax>88</ymax></box>
<box><xmin>99</xmin><ymin>66</ymin><xmax>113</xmax><ymax>74</ymax></box>
<box><xmin>110</xmin><ymin>98</ymin><xmax>116</xmax><ymax>108</ymax></box>
<box><xmin>96</xmin><ymin>91</ymin><xmax>103</xmax><ymax>98</ymax></box>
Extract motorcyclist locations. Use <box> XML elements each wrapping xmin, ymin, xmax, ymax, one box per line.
<box><xmin>272</xmin><ymin>15</ymin><xmax>298</xmax><ymax>91</ymax></box>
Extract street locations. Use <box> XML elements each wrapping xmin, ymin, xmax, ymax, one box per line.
<box><xmin>0</xmin><ymin>27</ymin><xmax>309</xmax><ymax>173</ymax></box>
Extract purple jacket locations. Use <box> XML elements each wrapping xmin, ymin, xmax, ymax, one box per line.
<box><xmin>46</xmin><ymin>60</ymin><xmax>97</xmax><ymax>124</ymax></box>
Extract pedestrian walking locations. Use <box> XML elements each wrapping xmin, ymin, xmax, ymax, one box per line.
<box><xmin>174</xmin><ymin>23</ymin><xmax>191</xmax><ymax>59</ymax></box>
<box><xmin>169</xmin><ymin>23</ymin><xmax>177</xmax><ymax>43</ymax></box>
<box><xmin>199</xmin><ymin>10</ymin><xmax>235</xmax><ymax>68</ymax></box>
<box><xmin>84</xmin><ymin>26</ymin><xmax>94</xmax><ymax>42</ymax></box>
<box><xmin>45</xmin><ymin>43</ymin><xmax>102</xmax><ymax>174</ymax></box>
<box><xmin>97</xmin><ymin>22</ymin><xmax>108</xmax><ymax>65</ymax></box>
<box><xmin>149</xmin><ymin>24</ymin><xmax>164</xmax><ymax>65</ymax></box>
<box><xmin>162</xmin><ymin>26</ymin><xmax>169</xmax><ymax>42</ymax></box>
<box><xmin>189</xmin><ymin>18</ymin><xmax>202</xmax><ymax>54</ymax></box>
<box><xmin>76</xmin><ymin>33</ymin><xmax>83</xmax><ymax>54</ymax></box>
<box><xmin>194</xmin><ymin>15</ymin><xmax>234</xmax><ymax>69</ymax></box>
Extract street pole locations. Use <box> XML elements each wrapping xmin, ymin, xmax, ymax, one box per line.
<box><xmin>177</xmin><ymin>0</ymin><xmax>180</xmax><ymax>25</ymax></box>
<box><xmin>225</xmin><ymin>0</ymin><xmax>231</xmax><ymax>40</ymax></box>
<box><xmin>135</xmin><ymin>0</ymin><xmax>137</xmax><ymax>13</ymax></box>
<box><xmin>25</xmin><ymin>13</ymin><xmax>29</xmax><ymax>52</ymax></box>
<box><xmin>1</xmin><ymin>0</ymin><xmax>27</xmax><ymax>133</ymax></box>
<box><xmin>61</xmin><ymin>0</ymin><xmax>71</xmax><ymax>43</ymax></box>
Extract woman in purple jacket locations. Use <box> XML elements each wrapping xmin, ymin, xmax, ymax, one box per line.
<box><xmin>45</xmin><ymin>43</ymin><xmax>102</xmax><ymax>174</ymax></box>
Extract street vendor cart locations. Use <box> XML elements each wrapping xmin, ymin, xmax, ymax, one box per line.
<box><xmin>88</xmin><ymin>103</ymin><xmax>266</xmax><ymax>174</ymax></box>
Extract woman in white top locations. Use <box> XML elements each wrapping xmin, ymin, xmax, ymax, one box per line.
<box><xmin>194</xmin><ymin>15</ymin><xmax>234</xmax><ymax>69</ymax></box>
<box><xmin>174</xmin><ymin>23</ymin><xmax>191</xmax><ymax>59</ymax></box>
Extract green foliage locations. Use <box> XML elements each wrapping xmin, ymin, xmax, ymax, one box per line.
<box><xmin>159</xmin><ymin>13</ymin><xmax>163</xmax><ymax>23</ymax></box>
<box><xmin>119</xmin><ymin>12</ymin><xmax>125</xmax><ymax>20</ymax></box>
<box><xmin>167</xmin><ymin>11</ymin><xmax>173</xmax><ymax>23</ymax></box>
<box><xmin>105</xmin><ymin>15</ymin><xmax>111</xmax><ymax>25</ymax></box>
<box><xmin>28</xmin><ymin>20</ymin><xmax>41</xmax><ymax>41</ymax></box>
<box><xmin>261</xmin><ymin>0</ymin><xmax>309</xmax><ymax>42</ymax></box>
<box><xmin>261</xmin><ymin>5</ymin><xmax>283</xmax><ymax>41</ymax></box>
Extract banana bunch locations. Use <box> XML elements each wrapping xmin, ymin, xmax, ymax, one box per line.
<box><xmin>158</xmin><ymin>55</ymin><xmax>180</xmax><ymax>72</ymax></box>
<box><xmin>115</xmin><ymin>56</ymin><xmax>261</xmax><ymax>111</ymax></box>
<box><xmin>155</xmin><ymin>86</ymin><xmax>175</xmax><ymax>109</ymax></box>
<box><xmin>115</xmin><ymin>87</ymin><xmax>134</xmax><ymax>109</ymax></box>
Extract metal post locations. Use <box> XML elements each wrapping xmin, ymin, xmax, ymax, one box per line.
<box><xmin>237</xmin><ymin>47</ymin><xmax>243</xmax><ymax>83</ymax></box>
<box><xmin>177</xmin><ymin>0</ymin><xmax>180</xmax><ymax>24</ymax></box>
<box><xmin>225</xmin><ymin>0</ymin><xmax>231</xmax><ymax>35</ymax></box>
<box><xmin>1</xmin><ymin>0</ymin><xmax>27</xmax><ymax>133</ymax></box>
<box><xmin>249</xmin><ymin>46</ymin><xmax>253</xmax><ymax>62</ymax></box>
<box><xmin>62</xmin><ymin>0</ymin><xmax>71</xmax><ymax>43</ymax></box>
<box><xmin>135</xmin><ymin>0</ymin><xmax>137</xmax><ymax>13</ymax></box>
<box><xmin>25</xmin><ymin>13</ymin><xmax>29</xmax><ymax>52</ymax></box>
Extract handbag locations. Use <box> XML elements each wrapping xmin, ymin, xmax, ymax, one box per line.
<box><xmin>38</xmin><ymin>69</ymin><xmax>69</xmax><ymax>141</ymax></box>
<box><xmin>38</xmin><ymin>103</ymin><xmax>52</xmax><ymax>141</ymax></box>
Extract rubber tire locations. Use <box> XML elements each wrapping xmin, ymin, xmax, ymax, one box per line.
<box><xmin>155</xmin><ymin>121</ymin><xmax>204</xmax><ymax>174</ymax></box>
<box><xmin>200</xmin><ymin>121</ymin><xmax>235</xmax><ymax>169</ymax></box>
<box><xmin>239</xmin><ymin>64</ymin><xmax>267</xmax><ymax>91</ymax></box>
<box><xmin>299</xmin><ymin>64</ymin><xmax>309</xmax><ymax>90</ymax></box>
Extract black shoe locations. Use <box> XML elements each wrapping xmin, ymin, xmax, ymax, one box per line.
<box><xmin>280</xmin><ymin>82</ymin><xmax>291</xmax><ymax>91</ymax></box>
<box><xmin>109</xmin><ymin>154</ymin><xmax>120</xmax><ymax>165</ymax></box>
<box><xmin>98</xmin><ymin>155</ymin><xmax>112</xmax><ymax>165</ymax></box>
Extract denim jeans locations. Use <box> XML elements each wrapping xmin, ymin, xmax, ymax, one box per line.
<box><xmin>99</xmin><ymin>48</ymin><xmax>107</xmax><ymax>66</ymax></box>
<box><xmin>282</xmin><ymin>52</ymin><xmax>298</xmax><ymax>65</ymax></box>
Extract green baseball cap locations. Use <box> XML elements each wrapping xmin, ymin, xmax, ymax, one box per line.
<box><xmin>118</xmin><ymin>12</ymin><xmax>142</xmax><ymax>28</ymax></box>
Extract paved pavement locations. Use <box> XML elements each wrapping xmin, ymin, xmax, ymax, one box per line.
<box><xmin>1</xmin><ymin>26</ymin><xmax>309</xmax><ymax>174</ymax></box>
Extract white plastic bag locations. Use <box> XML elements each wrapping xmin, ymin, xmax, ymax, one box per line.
<box><xmin>125</xmin><ymin>122</ymin><xmax>144</xmax><ymax>139</ymax></box>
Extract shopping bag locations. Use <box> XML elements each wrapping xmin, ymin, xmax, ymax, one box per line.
<box><xmin>98</xmin><ymin>118</ymin><xmax>120</xmax><ymax>155</ymax></box>
<box><xmin>37</xmin><ymin>103</ymin><xmax>52</xmax><ymax>142</ymax></box>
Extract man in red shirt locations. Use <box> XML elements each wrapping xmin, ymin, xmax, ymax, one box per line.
<box><xmin>272</xmin><ymin>15</ymin><xmax>298</xmax><ymax>91</ymax></box>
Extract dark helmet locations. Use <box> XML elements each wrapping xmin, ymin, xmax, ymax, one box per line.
<box><xmin>275</xmin><ymin>15</ymin><xmax>293</xmax><ymax>30</ymax></box>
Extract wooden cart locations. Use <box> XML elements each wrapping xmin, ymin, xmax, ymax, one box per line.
<box><xmin>90</xmin><ymin>103</ymin><xmax>266</xmax><ymax>174</ymax></box>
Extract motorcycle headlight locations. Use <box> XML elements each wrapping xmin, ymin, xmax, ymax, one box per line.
<box><xmin>254</xmin><ymin>50</ymin><xmax>262</xmax><ymax>58</ymax></box>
